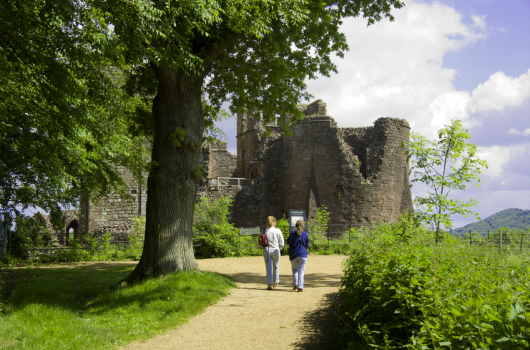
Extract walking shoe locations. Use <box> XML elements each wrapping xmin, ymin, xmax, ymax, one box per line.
<box><xmin>298</xmin><ymin>289</ymin><xmax>303</xmax><ymax>292</ymax></box>
<box><xmin>267</xmin><ymin>285</ymin><xmax>273</xmax><ymax>290</ymax></box>
<box><xmin>293</xmin><ymin>285</ymin><xmax>298</xmax><ymax>290</ymax></box>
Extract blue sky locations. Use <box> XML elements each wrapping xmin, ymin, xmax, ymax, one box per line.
<box><xmin>216</xmin><ymin>0</ymin><xmax>530</xmax><ymax>228</ymax></box>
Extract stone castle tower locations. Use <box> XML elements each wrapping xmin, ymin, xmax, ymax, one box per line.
<box><xmin>231</xmin><ymin>99</ymin><xmax>412</xmax><ymax>228</ymax></box>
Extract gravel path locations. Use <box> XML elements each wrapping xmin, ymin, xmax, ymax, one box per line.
<box><xmin>125</xmin><ymin>255</ymin><xmax>346</xmax><ymax>350</ymax></box>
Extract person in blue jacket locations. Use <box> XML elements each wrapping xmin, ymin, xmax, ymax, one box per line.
<box><xmin>287</xmin><ymin>220</ymin><xmax>309</xmax><ymax>292</ymax></box>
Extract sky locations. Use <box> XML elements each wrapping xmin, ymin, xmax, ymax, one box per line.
<box><xmin>215</xmin><ymin>0</ymin><xmax>530</xmax><ymax>229</ymax></box>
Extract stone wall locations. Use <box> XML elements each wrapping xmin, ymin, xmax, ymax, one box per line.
<box><xmin>81</xmin><ymin>141</ymin><xmax>236</xmax><ymax>235</ymax></box>
<box><xmin>79</xmin><ymin>165</ymin><xmax>147</xmax><ymax>234</ymax></box>
<box><xmin>203</xmin><ymin>140</ymin><xmax>237</xmax><ymax>180</ymax></box>
<box><xmin>40</xmin><ymin>209</ymin><xmax>80</xmax><ymax>245</ymax></box>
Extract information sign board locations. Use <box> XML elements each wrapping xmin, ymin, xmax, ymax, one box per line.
<box><xmin>240</xmin><ymin>227</ymin><xmax>261</xmax><ymax>235</ymax></box>
<box><xmin>288</xmin><ymin>209</ymin><xmax>306</xmax><ymax>234</ymax></box>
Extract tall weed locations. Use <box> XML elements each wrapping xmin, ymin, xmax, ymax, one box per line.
<box><xmin>337</xmin><ymin>216</ymin><xmax>530</xmax><ymax>349</ymax></box>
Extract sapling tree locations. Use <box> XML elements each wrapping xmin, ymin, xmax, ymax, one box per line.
<box><xmin>312</xmin><ymin>205</ymin><xmax>330</xmax><ymax>241</ymax></box>
<box><xmin>405</xmin><ymin>119</ymin><xmax>488</xmax><ymax>241</ymax></box>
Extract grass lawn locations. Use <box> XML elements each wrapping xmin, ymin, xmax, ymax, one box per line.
<box><xmin>0</xmin><ymin>262</ymin><xmax>235</xmax><ymax>350</ymax></box>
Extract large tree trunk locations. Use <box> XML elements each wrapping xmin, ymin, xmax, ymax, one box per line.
<box><xmin>123</xmin><ymin>61</ymin><xmax>203</xmax><ymax>283</ymax></box>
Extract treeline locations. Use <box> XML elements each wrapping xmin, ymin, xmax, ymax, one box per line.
<box><xmin>454</xmin><ymin>208</ymin><xmax>530</xmax><ymax>235</ymax></box>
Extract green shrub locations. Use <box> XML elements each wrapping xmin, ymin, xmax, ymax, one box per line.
<box><xmin>337</xmin><ymin>215</ymin><xmax>530</xmax><ymax>349</ymax></box>
<box><xmin>276</xmin><ymin>215</ymin><xmax>290</xmax><ymax>255</ymax></box>
<box><xmin>193</xmin><ymin>197</ymin><xmax>239</xmax><ymax>258</ymax></box>
<box><xmin>309</xmin><ymin>205</ymin><xmax>329</xmax><ymax>245</ymax></box>
<box><xmin>6</xmin><ymin>214</ymin><xmax>53</xmax><ymax>262</ymax></box>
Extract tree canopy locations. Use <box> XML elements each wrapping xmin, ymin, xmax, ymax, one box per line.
<box><xmin>0</xmin><ymin>0</ymin><xmax>147</xmax><ymax>216</ymax></box>
<box><xmin>103</xmin><ymin>0</ymin><xmax>404</xmax><ymax>130</ymax></box>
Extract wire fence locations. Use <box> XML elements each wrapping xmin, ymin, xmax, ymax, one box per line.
<box><xmin>8</xmin><ymin>226</ymin><xmax>530</xmax><ymax>262</ymax></box>
<box><xmin>14</xmin><ymin>223</ymin><xmax>373</xmax><ymax>260</ymax></box>
<box><xmin>13</xmin><ymin>234</ymin><xmax>144</xmax><ymax>262</ymax></box>
<box><xmin>452</xmin><ymin>229</ymin><xmax>530</xmax><ymax>255</ymax></box>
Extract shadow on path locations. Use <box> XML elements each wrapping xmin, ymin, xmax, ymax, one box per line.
<box><xmin>292</xmin><ymin>292</ymin><xmax>341</xmax><ymax>350</ymax></box>
<box><xmin>229</xmin><ymin>271</ymin><xmax>343</xmax><ymax>288</ymax></box>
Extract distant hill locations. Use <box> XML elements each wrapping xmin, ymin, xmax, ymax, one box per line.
<box><xmin>453</xmin><ymin>208</ymin><xmax>530</xmax><ymax>234</ymax></box>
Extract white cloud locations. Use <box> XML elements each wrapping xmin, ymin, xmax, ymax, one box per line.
<box><xmin>305</xmin><ymin>1</ymin><xmax>530</xmax><ymax>142</ymax></box>
<box><xmin>428</xmin><ymin>91</ymin><xmax>471</xmax><ymax>136</ymax></box>
<box><xmin>468</xmin><ymin>69</ymin><xmax>530</xmax><ymax>113</ymax></box>
<box><xmin>477</xmin><ymin>145</ymin><xmax>511</xmax><ymax>178</ymax></box>
<box><xmin>305</xmin><ymin>0</ymin><xmax>487</xmax><ymax>138</ymax></box>
<box><xmin>471</xmin><ymin>15</ymin><xmax>487</xmax><ymax>33</ymax></box>
<box><xmin>507</xmin><ymin>128</ymin><xmax>530</xmax><ymax>136</ymax></box>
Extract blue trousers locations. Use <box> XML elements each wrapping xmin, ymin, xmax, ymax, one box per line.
<box><xmin>263</xmin><ymin>248</ymin><xmax>281</xmax><ymax>285</ymax></box>
<box><xmin>291</xmin><ymin>256</ymin><xmax>307</xmax><ymax>289</ymax></box>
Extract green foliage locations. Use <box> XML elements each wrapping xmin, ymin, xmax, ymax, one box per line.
<box><xmin>103</xmin><ymin>0</ymin><xmax>404</xmax><ymax>134</ymax></box>
<box><xmin>309</xmin><ymin>205</ymin><xmax>330</xmax><ymax>248</ymax></box>
<box><xmin>337</xmin><ymin>217</ymin><xmax>530</xmax><ymax>349</ymax></box>
<box><xmin>454</xmin><ymin>208</ymin><xmax>530</xmax><ymax>234</ymax></box>
<box><xmin>277</xmin><ymin>215</ymin><xmax>290</xmax><ymax>235</ymax></box>
<box><xmin>8</xmin><ymin>214</ymin><xmax>52</xmax><ymax>261</ymax></box>
<box><xmin>2</xmin><ymin>213</ymin><xmax>146</xmax><ymax>264</ymax></box>
<box><xmin>133</xmin><ymin>216</ymin><xmax>146</xmax><ymax>235</ymax></box>
<box><xmin>405</xmin><ymin>119</ymin><xmax>488</xmax><ymax>239</ymax></box>
<box><xmin>193</xmin><ymin>197</ymin><xmax>240</xmax><ymax>258</ymax></box>
<box><xmin>0</xmin><ymin>264</ymin><xmax>235</xmax><ymax>349</ymax></box>
<box><xmin>276</xmin><ymin>215</ymin><xmax>290</xmax><ymax>255</ymax></box>
<box><xmin>0</xmin><ymin>0</ymin><xmax>148</xmax><ymax>216</ymax></box>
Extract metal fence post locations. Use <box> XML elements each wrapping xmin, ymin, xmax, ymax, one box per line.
<box><xmin>469</xmin><ymin>230</ymin><xmax>472</xmax><ymax>245</ymax></box>
<box><xmin>499</xmin><ymin>230</ymin><xmax>502</xmax><ymax>254</ymax></box>
<box><xmin>521</xmin><ymin>231</ymin><xmax>524</xmax><ymax>253</ymax></box>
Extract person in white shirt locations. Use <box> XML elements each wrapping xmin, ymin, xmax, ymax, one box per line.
<box><xmin>263</xmin><ymin>216</ymin><xmax>284</xmax><ymax>290</ymax></box>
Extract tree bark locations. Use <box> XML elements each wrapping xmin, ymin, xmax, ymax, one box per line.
<box><xmin>123</xmin><ymin>61</ymin><xmax>203</xmax><ymax>283</ymax></box>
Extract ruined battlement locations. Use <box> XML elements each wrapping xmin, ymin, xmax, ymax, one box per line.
<box><xmin>298</xmin><ymin>99</ymin><xmax>328</xmax><ymax>116</ymax></box>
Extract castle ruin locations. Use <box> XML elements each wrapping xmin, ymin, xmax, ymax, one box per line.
<box><xmin>79</xmin><ymin>99</ymin><xmax>413</xmax><ymax>234</ymax></box>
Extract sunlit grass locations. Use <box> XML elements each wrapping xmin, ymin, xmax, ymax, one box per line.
<box><xmin>0</xmin><ymin>263</ymin><xmax>235</xmax><ymax>349</ymax></box>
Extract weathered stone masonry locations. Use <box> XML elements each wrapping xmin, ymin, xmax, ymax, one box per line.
<box><xmin>79</xmin><ymin>166</ymin><xmax>147</xmax><ymax>240</ymax></box>
<box><xmin>230</xmin><ymin>99</ymin><xmax>413</xmax><ymax>228</ymax></box>
<box><xmin>80</xmin><ymin>99</ymin><xmax>413</xmax><ymax>236</ymax></box>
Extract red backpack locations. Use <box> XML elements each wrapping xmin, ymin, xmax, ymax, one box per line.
<box><xmin>258</xmin><ymin>228</ymin><xmax>269</xmax><ymax>247</ymax></box>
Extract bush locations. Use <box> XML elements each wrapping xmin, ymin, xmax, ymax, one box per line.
<box><xmin>8</xmin><ymin>214</ymin><xmax>51</xmax><ymax>261</ymax></box>
<box><xmin>193</xmin><ymin>197</ymin><xmax>240</xmax><ymax>258</ymax></box>
<box><xmin>277</xmin><ymin>215</ymin><xmax>290</xmax><ymax>255</ymax></box>
<box><xmin>336</xmin><ymin>215</ymin><xmax>530</xmax><ymax>349</ymax></box>
<box><xmin>306</xmin><ymin>205</ymin><xmax>330</xmax><ymax>250</ymax></box>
